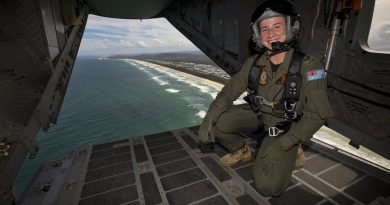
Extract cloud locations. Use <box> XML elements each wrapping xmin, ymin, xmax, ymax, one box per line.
<box><xmin>137</xmin><ymin>41</ymin><xmax>148</xmax><ymax>47</ymax></box>
<box><xmin>369</xmin><ymin>22</ymin><xmax>390</xmax><ymax>51</ymax></box>
<box><xmin>79</xmin><ymin>15</ymin><xmax>198</xmax><ymax>56</ymax></box>
<box><xmin>368</xmin><ymin>0</ymin><xmax>390</xmax><ymax>51</ymax></box>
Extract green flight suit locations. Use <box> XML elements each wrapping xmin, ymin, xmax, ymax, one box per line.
<box><xmin>198</xmin><ymin>49</ymin><xmax>334</xmax><ymax>196</ymax></box>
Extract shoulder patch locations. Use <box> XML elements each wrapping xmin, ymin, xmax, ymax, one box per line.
<box><xmin>307</xmin><ymin>69</ymin><xmax>325</xmax><ymax>81</ymax></box>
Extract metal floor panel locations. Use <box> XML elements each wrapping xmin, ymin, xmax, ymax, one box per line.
<box><xmin>21</xmin><ymin>126</ymin><xmax>390</xmax><ymax>205</ymax></box>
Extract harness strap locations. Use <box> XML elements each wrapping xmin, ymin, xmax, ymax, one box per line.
<box><xmin>275</xmin><ymin>51</ymin><xmax>304</xmax><ymax>111</ymax></box>
<box><xmin>247</xmin><ymin>55</ymin><xmax>262</xmax><ymax>95</ymax></box>
<box><xmin>246</xmin><ymin>51</ymin><xmax>305</xmax><ymax>129</ymax></box>
<box><xmin>244</xmin><ymin>55</ymin><xmax>262</xmax><ymax>113</ymax></box>
<box><xmin>288</xmin><ymin>51</ymin><xmax>304</xmax><ymax>76</ymax></box>
<box><xmin>275</xmin><ymin>52</ymin><xmax>304</xmax><ymax>122</ymax></box>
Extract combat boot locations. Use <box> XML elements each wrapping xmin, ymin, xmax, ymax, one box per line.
<box><xmin>220</xmin><ymin>144</ymin><xmax>252</xmax><ymax>167</ymax></box>
<box><xmin>295</xmin><ymin>143</ymin><xmax>305</xmax><ymax>169</ymax></box>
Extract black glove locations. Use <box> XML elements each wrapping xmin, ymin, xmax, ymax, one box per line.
<box><xmin>198</xmin><ymin>142</ymin><xmax>215</xmax><ymax>153</ymax></box>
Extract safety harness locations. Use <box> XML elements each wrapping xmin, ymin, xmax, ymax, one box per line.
<box><xmin>244</xmin><ymin>51</ymin><xmax>305</xmax><ymax>138</ymax></box>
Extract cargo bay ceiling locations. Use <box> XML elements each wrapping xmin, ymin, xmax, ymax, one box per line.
<box><xmin>0</xmin><ymin>0</ymin><xmax>389</xmax><ymax>203</ymax></box>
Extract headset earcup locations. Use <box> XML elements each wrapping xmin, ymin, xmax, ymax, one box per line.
<box><xmin>251</xmin><ymin>23</ymin><xmax>263</xmax><ymax>49</ymax></box>
<box><xmin>291</xmin><ymin>20</ymin><xmax>300</xmax><ymax>34</ymax></box>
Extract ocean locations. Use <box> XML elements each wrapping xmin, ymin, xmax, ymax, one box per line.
<box><xmin>15</xmin><ymin>58</ymin><xmax>221</xmax><ymax>197</ymax></box>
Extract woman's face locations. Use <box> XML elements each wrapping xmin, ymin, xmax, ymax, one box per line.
<box><xmin>259</xmin><ymin>16</ymin><xmax>287</xmax><ymax>50</ymax></box>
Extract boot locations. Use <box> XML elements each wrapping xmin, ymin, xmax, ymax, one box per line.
<box><xmin>295</xmin><ymin>143</ymin><xmax>306</xmax><ymax>169</ymax></box>
<box><xmin>220</xmin><ymin>144</ymin><xmax>252</xmax><ymax>167</ymax></box>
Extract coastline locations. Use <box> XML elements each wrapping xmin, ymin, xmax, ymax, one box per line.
<box><xmin>140</xmin><ymin>59</ymin><xmax>229</xmax><ymax>85</ymax></box>
<box><xmin>130</xmin><ymin>59</ymin><xmax>249</xmax><ymax>104</ymax></box>
<box><xmin>131</xmin><ymin>59</ymin><xmax>225</xmax><ymax>91</ymax></box>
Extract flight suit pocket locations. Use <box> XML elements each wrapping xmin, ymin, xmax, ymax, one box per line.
<box><xmin>309</xmin><ymin>89</ymin><xmax>334</xmax><ymax>119</ymax></box>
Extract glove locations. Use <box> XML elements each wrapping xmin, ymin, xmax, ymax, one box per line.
<box><xmin>198</xmin><ymin>142</ymin><xmax>214</xmax><ymax>153</ymax></box>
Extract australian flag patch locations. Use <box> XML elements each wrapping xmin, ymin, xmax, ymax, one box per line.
<box><xmin>307</xmin><ymin>69</ymin><xmax>325</xmax><ymax>81</ymax></box>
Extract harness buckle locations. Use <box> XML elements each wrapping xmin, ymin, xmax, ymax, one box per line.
<box><xmin>254</xmin><ymin>95</ymin><xmax>274</xmax><ymax>107</ymax></box>
<box><xmin>284</xmin><ymin>100</ymin><xmax>296</xmax><ymax>112</ymax></box>
<box><xmin>284</xmin><ymin>100</ymin><xmax>298</xmax><ymax>120</ymax></box>
<box><xmin>254</xmin><ymin>95</ymin><xmax>261</xmax><ymax>105</ymax></box>
<box><xmin>285</xmin><ymin>112</ymin><xmax>298</xmax><ymax>120</ymax></box>
<box><xmin>268</xmin><ymin>127</ymin><xmax>284</xmax><ymax>137</ymax></box>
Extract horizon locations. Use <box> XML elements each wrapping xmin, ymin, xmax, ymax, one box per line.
<box><xmin>78</xmin><ymin>49</ymin><xmax>204</xmax><ymax>58</ymax></box>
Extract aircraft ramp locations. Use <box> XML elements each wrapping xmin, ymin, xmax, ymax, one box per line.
<box><xmin>20</xmin><ymin>126</ymin><xmax>390</xmax><ymax>205</ymax></box>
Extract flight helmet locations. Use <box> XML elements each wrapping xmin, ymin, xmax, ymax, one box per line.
<box><xmin>251</xmin><ymin>0</ymin><xmax>301</xmax><ymax>51</ymax></box>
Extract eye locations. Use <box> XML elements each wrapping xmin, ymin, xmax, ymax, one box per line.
<box><xmin>273</xmin><ymin>24</ymin><xmax>283</xmax><ymax>31</ymax></box>
<box><xmin>261</xmin><ymin>28</ymin><xmax>269</xmax><ymax>33</ymax></box>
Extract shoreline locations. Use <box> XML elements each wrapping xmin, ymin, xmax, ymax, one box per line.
<box><xmin>140</xmin><ymin>59</ymin><xmax>229</xmax><ymax>85</ymax></box>
<box><xmin>130</xmin><ymin>59</ymin><xmax>225</xmax><ymax>91</ymax></box>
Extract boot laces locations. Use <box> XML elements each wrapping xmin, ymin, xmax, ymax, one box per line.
<box><xmin>231</xmin><ymin>150</ymin><xmax>242</xmax><ymax>159</ymax></box>
<box><xmin>231</xmin><ymin>146</ymin><xmax>246</xmax><ymax>159</ymax></box>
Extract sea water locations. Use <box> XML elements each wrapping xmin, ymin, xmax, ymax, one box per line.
<box><xmin>15</xmin><ymin>57</ymin><xmax>221</xmax><ymax>197</ymax></box>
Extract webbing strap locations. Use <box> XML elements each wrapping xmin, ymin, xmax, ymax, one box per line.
<box><xmin>288</xmin><ymin>51</ymin><xmax>305</xmax><ymax>76</ymax></box>
<box><xmin>275</xmin><ymin>51</ymin><xmax>305</xmax><ymax>110</ymax></box>
<box><xmin>247</xmin><ymin>55</ymin><xmax>262</xmax><ymax>95</ymax></box>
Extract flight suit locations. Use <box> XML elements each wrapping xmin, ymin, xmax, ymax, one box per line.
<box><xmin>198</xmin><ymin>49</ymin><xmax>334</xmax><ymax>196</ymax></box>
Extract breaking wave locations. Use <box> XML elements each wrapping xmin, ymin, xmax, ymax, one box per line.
<box><xmin>124</xmin><ymin>59</ymin><xmax>221</xmax><ymax>99</ymax></box>
<box><xmin>196</xmin><ymin>111</ymin><xmax>206</xmax><ymax>118</ymax></box>
<box><xmin>166</xmin><ymin>89</ymin><xmax>180</xmax><ymax>93</ymax></box>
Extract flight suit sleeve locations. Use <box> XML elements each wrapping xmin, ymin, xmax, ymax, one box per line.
<box><xmin>277</xmin><ymin>57</ymin><xmax>334</xmax><ymax>150</ymax></box>
<box><xmin>198</xmin><ymin>56</ymin><xmax>255</xmax><ymax>143</ymax></box>
<box><xmin>206</xmin><ymin>56</ymin><xmax>255</xmax><ymax>121</ymax></box>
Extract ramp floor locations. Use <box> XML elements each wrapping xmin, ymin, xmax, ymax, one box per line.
<box><xmin>21</xmin><ymin>126</ymin><xmax>390</xmax><ymax>205</ymax></box>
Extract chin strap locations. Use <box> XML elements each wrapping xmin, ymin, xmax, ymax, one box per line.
<box><xmin>268</xmin><ymin>41</ymin><xmax>293</xmax><ymax>57</ymax></box>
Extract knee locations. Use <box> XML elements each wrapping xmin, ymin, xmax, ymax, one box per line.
<box><xmin>214</xmin><ymin>117</ymin><xmax>233</xmax><ymax>134</ymax></box>
<box><xmin>253</xmin><ymin>178</ymin><xmax>285</xmax><ymax>197</ymax></box>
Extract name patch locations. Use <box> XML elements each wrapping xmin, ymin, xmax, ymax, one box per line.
<box><xmin>307</xmin><ymin>69</ymin><xmax>325</xmax><ymax>81</ymax></box>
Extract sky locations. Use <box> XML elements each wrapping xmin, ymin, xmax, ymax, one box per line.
<box><xmin>78</xmin><ymin>1</ymin><xmax>390</xmax><ymax>56</ymax></box>
<box><xmin>78</xmin><ymin>16</ymin><xmax>198</xmax><ymax>56</ymax></box>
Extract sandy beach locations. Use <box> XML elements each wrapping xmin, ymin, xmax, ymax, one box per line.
<box><xmin>131</xmin><ymin>59</ymin><xmax>225</xmax><ymax>90</ymax></box>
